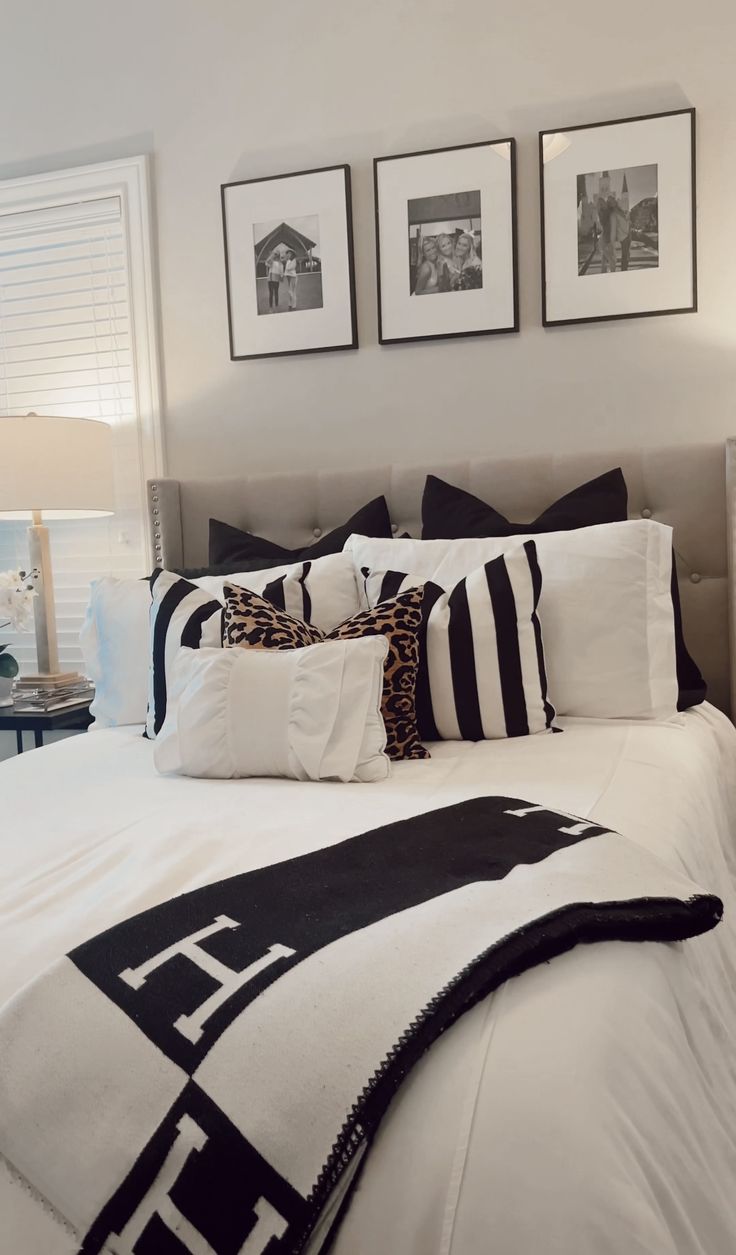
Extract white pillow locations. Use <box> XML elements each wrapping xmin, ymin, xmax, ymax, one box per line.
<box><xmin>153</xmin><ymin>639</ymin><xmax>390</xmax><ymax>783</ymax></box>
<box><xmin>81</xmin><ymin>553</ymin><xmax>361</xmax><ymax>730</ymax></box>
<box><xmin>80</xmin><ymin>577</ymin><xmax>151</xmax><ymax>728</ymax></box>
<box><xmin>348</xmin><ymin>520</ymin><xmax>678</xmax><ymax>721</ymax></box>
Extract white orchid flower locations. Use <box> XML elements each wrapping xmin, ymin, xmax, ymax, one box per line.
<box><xmin>0</xmin><ymin>568</ymin><xmax>39</xmax><ymax>633</ymax></box>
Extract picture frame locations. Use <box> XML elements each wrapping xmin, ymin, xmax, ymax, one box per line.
<box><xmin>373</xmin><ymin>139</ymin><xmax>519</xmax><ymax>345</ymax></box>
<box><xmin>221</xmin><ymin>164</ymin><xmax>358</xmax><ymax>360</ymax></box>
<box><xmin>539</xmin><ymin>108</ymin><xmax>696</xmax><ymax>327</ymax></box>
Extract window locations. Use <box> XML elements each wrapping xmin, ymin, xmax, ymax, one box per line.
<box><xmin>0</xmin><ymin>156</ymin><xmax>163</xmax><ymax>672</ymax></box>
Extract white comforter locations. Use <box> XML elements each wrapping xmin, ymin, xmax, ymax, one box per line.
<box><xmin>2</xmin><ymin>705</ymin><xmax>736</xmax><ymax>1254</ymax></box>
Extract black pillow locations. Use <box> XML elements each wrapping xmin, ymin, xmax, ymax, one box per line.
<box><xmin>421</xmin><ymin>468</ymin><xmax>628</xmax><ymax>539</ymax></box>
<box><xmin>421</xmin><ymin>469</ymin><xmax>705</xmax><ymax>712</ymax></box>
<box><xmin>209</xmin><ymin>495</ymin><xmax>393</xmax><ymax>567</ymax></box>
<box><xmin>669</xmin><ymin>566</ymin><xmax>706</xmax><ymax>710</ymax></box>
<box><xmin>174</xmin><ymin>560</ymin><xmax>289</xmax><ymax>580</ymax></box>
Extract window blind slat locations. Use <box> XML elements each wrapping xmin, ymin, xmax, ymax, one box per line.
<box><xmin>5</xmin><ymin>337</ymin><xmax>129</xmax><ymax>359</ymax></box>
<box><xmin>0</xmin><ymin>197</ymin><xmax>122</xmax><ymax>236</ymax></box>
<box><xmin>1</xmin><ymin>316</ymin><xmax>129</xmax><ymax>341</ymax></box>
<box><xmin>0</xmin><ymin>256</ymin><xmax>126</xmax><ymax>281</ymax></box>
<box><xmin>0</xmin><ymin>242</ymin><xmax>122</xmax><ymax>265</ymax></box>
<box><xmin>0</xmin><ymin>249</ymin><xmax>125</xmax><ymax>276</ymax></box>
<box><xmin>4</xmin><ymin>353</ymin><xmax>132</xmax><ymax>375</ymax></box>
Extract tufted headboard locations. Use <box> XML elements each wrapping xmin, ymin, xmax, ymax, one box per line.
<box><xmin>148</xmin><ymin>441</ymin><xmax>736</xmax><ymax>716</ymax></box>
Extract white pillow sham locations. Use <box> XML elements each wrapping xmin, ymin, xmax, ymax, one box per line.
<box><xmin>82</xmin><ymin>552</ymin><xmax>361</xmax><ymax>729</ymax></box>
<box><xmin>348</xmin><ymin>519</ymin><xmax>679</xmax><ymax>721</ymax></box>
<box><xmin>80</xmin><ymin>577</ymin><xmax>151</xmax><ymax>729</ymax></box>
<box><xmin>153</xmin><ymin>639</ymin><xmax>390</xmax><ymax>782</ymax></box>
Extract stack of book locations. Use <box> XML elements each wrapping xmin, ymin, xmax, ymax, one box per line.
<box><xmin>13</xmin><ymin>675</ymin><xmax>95</xmax><ymax>713</ymax></box>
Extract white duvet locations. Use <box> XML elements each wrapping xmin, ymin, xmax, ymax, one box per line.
<box><xmin>2</xmin><ymin>705</ymin><xmax>736</xmax><ymax>1254</ymax></box>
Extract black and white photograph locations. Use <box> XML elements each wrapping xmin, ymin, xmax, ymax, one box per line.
<box><xmin>408</xmin><ymin>191</ymin><xmax>483</xmax><ymax>296</ymax></box>
<box><xmin>577</xmin><ymin>165</ymin><xmax>658</xmax><ymax>277</ymax></box>
<box><xmin>222</xmin><ymin>164</ymin><xmax>358</xmax><ymax>359</ymax></box>
<box><xmin>540</xmin><ymin>108</ymin><xmax>696</xmax><ymax>326</ymax></box>
<box><xmin>253</xmin><ymin>214</ymin><xmax>323</xmax><ymax>315</ymax></box>
<box><xmin>375</xmin><ymin>140</ymin><xmax>517</xmax><ymax>344</ymax></box>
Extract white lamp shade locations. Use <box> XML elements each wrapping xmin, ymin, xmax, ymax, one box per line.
<box><xmin>0</xmin><ymin>415</ymin><xmax>114</xmax><ymax>519</ymax></box>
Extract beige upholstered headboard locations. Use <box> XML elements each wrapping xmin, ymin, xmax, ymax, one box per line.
<box><xmin>148</xmin><ymin>441</ymin><xmax>736</xmax><ymax>716</ymax></box>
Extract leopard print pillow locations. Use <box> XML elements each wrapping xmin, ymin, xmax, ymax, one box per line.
<box><xmin>223</xmin><ymin>582</ymin><xmax>322</xmax><ymax>651</ymax></box>
<box><xmin>222</xmin><ymin>582</ymin><xmax>428</xmax><ymax>761</ymax></box>
<box><xmin>326</xmin><ymin>591</ymin><xmax>428</xmax><ymax>760</ymax></box>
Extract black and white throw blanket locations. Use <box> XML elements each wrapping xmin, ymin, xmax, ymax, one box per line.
<box><xmin>0</xmin><ymin>797</ymin><xmax>722</xmax><ymax>1255</ymax></box>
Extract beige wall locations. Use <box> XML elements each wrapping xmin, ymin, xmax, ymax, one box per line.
<box><xmin>1</xmin><ymin>0</ymin><xmax>735</xmax><ymax>484</ymax></box>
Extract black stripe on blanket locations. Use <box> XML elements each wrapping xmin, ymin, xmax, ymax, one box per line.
<box><xmin>67</xmin><ymin>797</ymin><xmax>721</xmax><ymax>1255</ymax></box>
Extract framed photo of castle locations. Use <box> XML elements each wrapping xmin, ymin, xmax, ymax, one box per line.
<box><xmin>374</xmin><ymin>139</ymin><xmax>518</xmax><ymax>344</ymax></box>
<box><xmin>221</xmin><ymin>164</ymin><xmax>358</xmax><ymax>360</ymax></box>
<box><xmin>540</xmin><ymin>108</ymin><xmax>696</xmax><ymax>326</ymax></box>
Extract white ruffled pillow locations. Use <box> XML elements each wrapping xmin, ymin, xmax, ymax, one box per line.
<box><xmin>153</xmin><ymin>638</ymin><xmax>390</xmax><ymax>783</ymax></box>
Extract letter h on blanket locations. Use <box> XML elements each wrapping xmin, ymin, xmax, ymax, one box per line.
<box><xmin>119</xmin><ymin>914</ymin><xmax>295</xmax><ymax>1044</ymax></box>
<box><xmin>114</xmin><ymin>1111</ymin><xmax>289</xmax><ymax>1254</ymax></box>
<box><xmin>504</xmin><ymin>804</ymin><xmax>602</xmax><ymax>837</ymax></box>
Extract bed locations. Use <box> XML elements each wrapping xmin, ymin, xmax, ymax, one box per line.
<box><xmin>2</xmin><ymin>443</ymin><xmax>736</xmax><ymax>1254</ymax></box>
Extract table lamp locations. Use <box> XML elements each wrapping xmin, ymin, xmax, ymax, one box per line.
<box><xmin>0</xmin><ymin>414</ymin><xmax>114</xmax><ymax>683</ymax></box>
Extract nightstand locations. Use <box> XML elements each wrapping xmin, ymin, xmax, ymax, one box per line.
<box><xmin>0</xmin><ymin>701</ymin><xmax>93</xmax><ymax>755</ymax></box>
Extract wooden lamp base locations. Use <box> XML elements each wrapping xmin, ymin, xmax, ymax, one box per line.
<box><xmin>27</xmin><ymin>510</ymin><xmax>73</xmax><ymax>682</ymax></box>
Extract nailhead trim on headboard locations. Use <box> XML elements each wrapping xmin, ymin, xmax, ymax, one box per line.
<box><xmin>150</xmin><ymin>481</ymin><xmax>163</xmax><ymax>565</ymax></box>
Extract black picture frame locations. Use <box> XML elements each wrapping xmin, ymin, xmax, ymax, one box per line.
<box><xmin>221</xmin><ymin>163</ymin><xmax>359</xmax><ymax>361</ymax></box>
<box><xmin>373</xmin><ymin>139</ymin><xmax>519</xmax><ymax>346</ymax></box>
<box><xmin>539</xmin><ymin>107</ymin><xmax>697</xmax><ymax>327</ymax></box>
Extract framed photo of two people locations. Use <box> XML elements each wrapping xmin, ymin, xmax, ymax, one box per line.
<box><xmin>540</xmin><ymin>108</ymin><xmax>696</xmax><ymax>326</ymax></box>
<box><xmin>374</xmin><ymin>139</ymin><xmax>519</xmax><ymax>344</ymax></box>
<box><xmin>221</xmin><ymin>164</ymin><xmax>358</xmax><ymax>360</ymax></box>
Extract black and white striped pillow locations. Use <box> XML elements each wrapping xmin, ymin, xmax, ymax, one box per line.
<box><xmin>146</xmin><ymin>570</ymin><xmax>222</xmax><ymax>739</ymax></box>
<box><xmin>256</xmin><ymin>560</ymin><xmax>315</xmax><ymax>622</ymax></box>
<box><xmin>146</xmin><ymin>564</ymin><xmax>348</xmax><ymax>738</ymax></box>
<box><xmin>362</xmin><ymin>540</ymin><xmax>555</xmax><ymax>740</ymax></box>
<box><xmin>192</xmin><ymin>551</ymin><xmax>360</xmax><ymax>634</ymax></box>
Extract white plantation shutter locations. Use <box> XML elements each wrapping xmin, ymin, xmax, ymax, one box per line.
<box><xmin>0</xmin><ymin>159</ymin><xmax>162</xmax><ymax>673</ymax></box>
